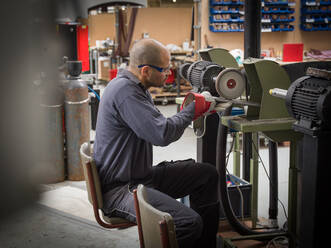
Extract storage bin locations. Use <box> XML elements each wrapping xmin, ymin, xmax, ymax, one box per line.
<box><xmin>219</xmin><ymin>174</ymin><xmax>252</xmax><ymax>220</ymax></box>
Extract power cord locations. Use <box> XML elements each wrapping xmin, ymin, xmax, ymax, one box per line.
<box><xmin>194</xmin><ymin>115</ymin><xmax>208</xmax><ymax>138</ymax></box>
<box><xmin>251</xmin><ymin>139</ymin><xmax>288</xmax><ymax>221</ymax></box>
<box><xmin>225</xmin><ymin>132</ymin><xmax>245</xmax><ymax>222</ymax></box>
<box><xmin>266</xmin><ymin>236</ymin><xmax>288</xmax><ymax>248</ymax></box>
<box><xmin>225</xmin><ymin>131</ymin><xmax>288</xmax><ymax>227</ymax></box>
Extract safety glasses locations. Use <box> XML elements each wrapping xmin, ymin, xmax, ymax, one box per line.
<box><xmin>138</xmin><ymin>64</ymin><xmax>171</xmax><ymax>74</ymax></box>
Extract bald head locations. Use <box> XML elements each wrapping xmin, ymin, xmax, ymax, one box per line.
<box><xmin>129</xmin><ymin>39</ymin><xmax>169</xmax><ymax>69</ymax></box>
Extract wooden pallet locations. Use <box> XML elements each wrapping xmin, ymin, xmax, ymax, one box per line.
<box><xmin>151</xmin><ymin>92</ymin><xmax>187</xmax><ymax>105</ymax></box>
<box><xmin>149</xmin><ymin>85</ymin><xmax>192</xmax><ymax>104</ymax></box>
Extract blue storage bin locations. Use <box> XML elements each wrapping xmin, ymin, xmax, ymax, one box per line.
<box><xmin>219</xmin><ymin>174</ymin><xmax>252</xmax><ymax>220</ymax></box>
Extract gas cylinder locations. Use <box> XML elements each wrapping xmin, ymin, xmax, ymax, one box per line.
<box><xmin>64</xmin><ymin>61</ymin><xmax>90</xmax><ymax>181</ymax></box>
<box><xmin>38</xmin><ymin>78</ymin><xmax>65</xmax><ymax>183</ymax></box>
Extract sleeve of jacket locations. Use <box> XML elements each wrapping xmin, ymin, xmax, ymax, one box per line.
<box><xmin>118</xmin><ymin>93</ymin><xmax>195</xmax><ymax>147</ymax></box>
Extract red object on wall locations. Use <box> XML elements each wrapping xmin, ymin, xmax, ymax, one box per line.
<box><xmin>283</xmin><ymin>43</ymin><xmax>304</xmax><ymax>62</ymax></box>
<box><xmin>77</xmin><ymin>25</ymin><xmax>89</xmax><ymax>72</ymax></box>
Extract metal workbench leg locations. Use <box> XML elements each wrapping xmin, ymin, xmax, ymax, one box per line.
<box><xmin>288</xmin><ymin>140</ymin><xmax>299</xmax><ymax>247</ymax></box>
<box><xmin>250</xmin><ymin>132</ymin><xmax>259</xmax><ymax>228</ymax></box>
<box><xmin>268</xmin><ymin>140</ymin><xmax>278</xmax><ymax>226</ymax></box>
<box><xmin>243</xmin><ymin>133</ymin><xmax>252</xmax><ymax>181</ymax></box>
<box><xmin>233</xmin><ymin>132</ymin><xmax>241</xmax><ymax>177</ymax></box>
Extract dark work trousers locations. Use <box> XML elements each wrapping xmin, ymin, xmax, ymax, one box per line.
<box><xmin>103</xmin><ymin>159</ymin><xmax>220</xmax><ymax>248</ymax></box>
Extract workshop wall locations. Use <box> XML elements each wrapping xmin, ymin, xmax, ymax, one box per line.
<box><xmin>88</xmin><ymin>8</ymin><xmax>192</xmax><ymax>48</ymax></box>
<box><xmin>202</xmin><ymin>0</ymin><xmax>331</xmax><ymax>55</ymax></box>
<box><xmin>88</xmin><ymin>0</ymin><xmax>329</xmax><ymax>55</ymax></box>
<box><xmin>88</xmin><ymin>13</ymin><xmax>115</xmax><ymax>47</ymax></box>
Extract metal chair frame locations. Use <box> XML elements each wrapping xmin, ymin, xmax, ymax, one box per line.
<box><xmin>80</xmin><ymin>142</ymin><xmax>136</xmax><ymax>229</ymax></box>
<box><xmin>133</xmin><ymin>184</ymin><xmax>178</xmax><ymax>248</ymax></box>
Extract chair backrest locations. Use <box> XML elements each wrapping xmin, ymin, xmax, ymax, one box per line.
<box><xmin>80</xmin><ymin>142</ymin><xmax>136</xmax><ymax>229</ymax></box>
<box><xmin>134</xmin><ymin>184</ymin><xmax>178</xmax><ymax>248</ymax></box>
<box><xmin>80</xmin><ymin>142</ymin><xmax>103</xmax><ymax>209</ymax></box>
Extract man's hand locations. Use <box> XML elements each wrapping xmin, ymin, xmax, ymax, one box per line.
<box><xmin>181</xmin><ymin>91</ymin><xmax>216</xmax><ymax>120</ymax></box>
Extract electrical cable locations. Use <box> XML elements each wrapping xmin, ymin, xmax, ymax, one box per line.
<box><xmin>236</xmin><ymin>183</ymin><xmax>245</xmax><ymax>222</ymax></box>
<box><xmin>225</xmin><ymin>133</ymin><xmax>246</xmax><ymax>222</ymax></box>
<box><xmin>87</xmin><ymin>86</ymin><xmax>101</xmax><ymax>101</ymax></box>
<box><xmin>216</xmin><ymin>105</ymin><xmax>285</xmax><ymax>240</ymax></box>
<box><xmin>194</xmin><ymin>115</ymin><xmax>208</xmax><ymax>138</ymax></box>
<box><xmin>227</xmin><ymin>133</ymin><xmax>288</xmax><ymax>223</ymax></box>
<box><xmin>251</xmin><ymin>140</ymin><xmax>288</xmax><ymax>221</ymax></box>
<box><xmin>223</xmin><ymin>122</ymin><xmax>288</xmax><ymax>225</ymax></box>
<box><xmin>266</xmin><ymin>236</ymin><xmax>288</xmax><ymax>248</ymax></box>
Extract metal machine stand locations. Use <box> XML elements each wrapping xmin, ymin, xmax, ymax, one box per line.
<box><xmin>219</xmin><ymin>58</ymin><xmax>303</xmax><ymax>247</ymax></box>
<box><xmin>299</xmin><ymin>132</ymin><xmax>330</xmax><ymax>248</ymax></box>
<box><xmin>270</xmin><ymin>67</ymin><xmax>331</xmax><ymax>247</ymax></box>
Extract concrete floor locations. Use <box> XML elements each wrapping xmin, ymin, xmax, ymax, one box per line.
<box><xmin>0</xmin><ymin>104</ymin><xmax>290</xmax><ymax>247</ymax></box>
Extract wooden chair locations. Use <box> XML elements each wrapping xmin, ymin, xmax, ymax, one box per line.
<box><xmin>133</xmin><ymin>184</ymin><xmax>178</xmax><ymax>248</ymax></box>
<box><xmin>79</xmin><ymin>142</ymin><xmax>136</xmax><ymax>229</ymax></box>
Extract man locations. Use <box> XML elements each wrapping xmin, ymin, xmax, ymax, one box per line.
<box><xmin>94</xmin><ymin>39</ymin><xmax>220</xmax><ymax>247</ymax></box>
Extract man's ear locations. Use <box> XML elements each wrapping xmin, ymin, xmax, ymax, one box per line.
<box><xmin>140</xmin><ymin>66</ymin><xmax>150</xmax><ymax>77</ymax></box>
<box><xmin>140</xmin><ymin>66</ymin><xmax>152</xmax><ymax>81</ymax></box>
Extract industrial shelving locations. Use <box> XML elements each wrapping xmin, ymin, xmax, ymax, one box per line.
<box><xmin>209</xmin><ymin>0</ymin><xmax>296</xmax><ymax>32</ymax></box>
<box><xmin>300</xmin><ymin>0</ymin><xmax>331</xmax><ymax>31</ymax></box>
<box><xmin>209</xmin><ymin>0</ymin><xmax>244</xmax><ymax>32</ymax></box>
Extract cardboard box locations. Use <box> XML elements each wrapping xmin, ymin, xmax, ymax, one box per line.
<box><xmin>98</xmin><ymin>57</ymin><xmax>110</xmax><ymax>81</ymax></box>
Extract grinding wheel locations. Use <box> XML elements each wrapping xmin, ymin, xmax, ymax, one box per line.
<box><xmin>215</xmin><ymin>68</ymin><xmax>245</xmax><ymax>99</ymax></box>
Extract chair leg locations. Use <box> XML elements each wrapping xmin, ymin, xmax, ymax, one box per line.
<box><xmin>159</xmin><ymin>220</ymin><xmax>170</xmax><ymax>248</ymax></box>
<box><xmin>133</xmin><ymin>189</ymin><xmax>145</xmax><ymax>248</ymax></box>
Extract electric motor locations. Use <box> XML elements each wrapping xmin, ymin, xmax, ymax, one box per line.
<box><xmin>285</xmin><ymin>68</ymin><xmax>331</xmax><ymax>134</ymax></box>
<box><xmin>271</xmin><ymin>67</ymin><xmax>331</xmax><ymax>135</ymax></box>
<box><xmin>178</xmin><ymin>62</ymin><xmax>191</xmax><ymax>81</ymax></box>
<box><xmin>179</xmin><ymin>60</ymin><xmax>245</xmax><ymax>99</ymax></box>
<box><xmin>186</xmin><ymin>61</ymin><xmax>223</xmax><ymax>96</ymax></box>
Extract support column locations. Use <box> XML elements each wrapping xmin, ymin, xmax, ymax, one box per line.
<box><xmin>268</xmin><ymin>140</ymin><xmax>278</xmax><ymax>225</ymax></box>
<box><xmin>250</xmin><ymin>132</ymin><xmax>259</xmax><ymax>228</ymax></box>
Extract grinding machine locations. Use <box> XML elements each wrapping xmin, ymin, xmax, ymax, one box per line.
<box><xmin>178</xmin><ymin>49</ymin><xmax>330</xmax><ymax>246</ymax></box>
<box><xmin>270</xmin><ymin>67</ymin><xmax>331</xmax><ymax>248</ymax></box>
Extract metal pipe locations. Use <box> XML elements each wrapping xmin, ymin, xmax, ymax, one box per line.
<box><xmin>243</xmin><ymin>0</ymin><xmax>261</xmax><ymax>182</ymax></box>
<box><xmin>193</xmin><ymin>0</ymin><xmax>201</xmax><ymax>59</ymax></box>
<box><xmin>268</xmin><ymin>140</ymin><xmax>278</xmax><ymax>222</ymax></box>
<box><xmin>115</xmin><ymin>6</ymin><xmax>120</xmax><ymax>54</ymax></box>
<box><xmin>244</xmin><ymin>0</ymin><xmax>261</xmax><ymax>59</ymax></box>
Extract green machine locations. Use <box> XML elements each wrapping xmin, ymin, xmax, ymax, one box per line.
<box><xmin>199</xmin><ymin>48</ymin><xmax>240</xmax><ymax>69</ymax></box>
<box><xmin>220</xmin><ymin>58</ymin><xmax>302</xmax><ymax>246</ymax></box>
<box><xmin>179</xmin><ymin>53</ymin><xmax>302</xmax><ymax>246</ymax></box>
